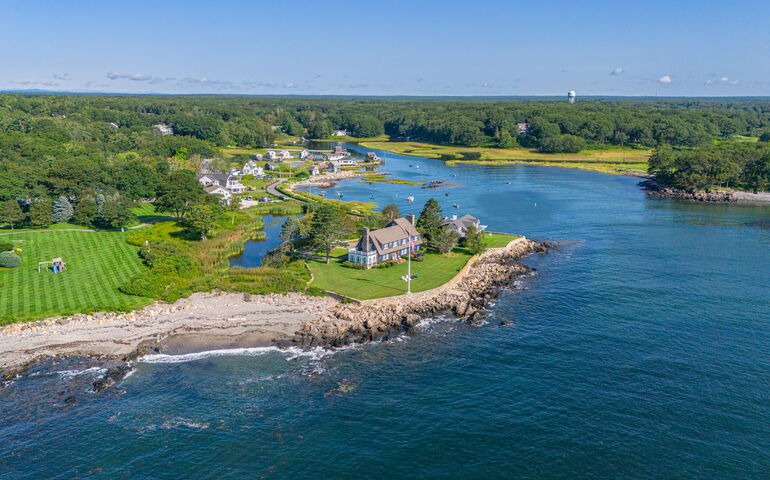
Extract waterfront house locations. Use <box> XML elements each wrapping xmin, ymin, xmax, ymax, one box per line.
<box><xmin>348</xmin><ymin>215</ymin><xmax>422</xmax><ymax>268</ymax></box>
<box><xmin>366</xmin><ymin>152</ymin><xmax>380</xmax><ymax>162</ymax></box>
<box><xmin>332</xmin><ymin>129</ymin><xmax>350</xmax><ymax>137</ymax></box>
<box><xmin>300</xmin><ymin>150</ymin><xmax>311</xmax><ymax>160</ymax></box>
<box><xmin>153</xmin><ymin>124</ymin><xmax>174</xmax><ymax>135</ymax></box>
<box><xmin>516</xmin><ymin>122</ymin><xmax>529</xmax><ymax>135</ymax></box>
<box><xmin>327</xmin><ymin>161</ymin><xmax>341</xmax><ymax>173</ymax></box>
<box><xmin>266</xmin><ymin>150</ymin><xmax>277</xmax><ymax>160</ymax></box>
<box><xmin>242</xmin><ymin>160</ymin><xmax>264</xmax><ymax>176</ymax></box>
<box><xmin>197</xmin><ymin>173</ymin><xmax>246</xmax><ymax>194</ymax></box>
<box><xmin>441</xmin><ymin>214</ymin><xmax>487</xmax><ymax>238</ymax></box>
<box><xmin>310</xmin><ymin>164</ymin><xmax>322</xmax><ymax>175</ymax></box>
<box><xmin>279</xmin><ymin>150</ymin><xmax>292</xmax><ymax>161</ymax></box>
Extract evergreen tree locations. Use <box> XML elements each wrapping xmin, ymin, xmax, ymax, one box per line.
<box><xmin>26</xmin><ymin>199</ymin><xmax>54</xmax><ymax>227</ymax></box>
<box><xmin>463</xmin><ymin>224</ymin><xmax>485</xmax><ymax>254</ymax></box>
<box><xmin>415</xmin><ymin>198</ymin><xmax>443</xmax><ymax>249</ymax></box>
<box><xmin>433</xmin><ymin>227</ymin><xmax>459</xmax><ymax>254</ymax></box>
<box><xmin>0</xmin><ymin>200</ymin><xmax>24</xmax><ymax>230</ymax></box>
<box><xmin>308</xmin><ymin>204</ymin><xmax>345</xmax><ymax>264</ymax></box>
<box><xmin>52</xmin><ymin>196</ymin><xmax>74</xmax><ymax>223</ymax></box>
<box><xmin>73</xmin><ymin>196</ymin><xmax>99</xmax><ymax>226</ymax></box>
<box><xmin>100</xmin><ymin>195</ymin><xmax>135</xmax><ymax>231</ymax></box>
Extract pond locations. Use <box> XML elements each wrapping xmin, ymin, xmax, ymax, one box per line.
<box><xmin>228</xmin><ymin>215</ymin><xmax>291</xmax><ymax>268</ymax></box>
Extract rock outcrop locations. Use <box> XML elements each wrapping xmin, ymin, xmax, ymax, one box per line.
<box><xmin>289</xmin><ymin>238</ymin><xmax>545</xmax><ymax>348</ymax></box>
<box><xmin>640</xmin><ymin>180</ymin><xmax>736</xmax><ymax>202</ymax></box>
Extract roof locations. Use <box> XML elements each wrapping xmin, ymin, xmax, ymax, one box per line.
<box><xmin>441</xmin><ymin>214</ymin><xmax>479</xmax><ymax>230</ymax></box>
<box><xmin>198</xmin><ymin>173</ymin><xmax>231</xmax><ymax>184</ymax></box>
<box><xmin>204</xmin><ymin>185</ymin><xmax>229</xmax><ymax>194</ymax></box>
<box><xmin>355</xmin><ymin>218</ymin><xmax>421</xmax><ymax>256</ymax></box>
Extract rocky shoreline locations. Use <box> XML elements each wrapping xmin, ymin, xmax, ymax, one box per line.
<box><xmin>639</xmin><ymin>180</ymin><xmax>770</xmax><ymax>203</ymax></box>
<box><xmin>287</xmin><ymin>238</ymin><xmax>546</xmax><ymax>348</ymax></box>
<box><xmin>0</xmin><ymin>237</ymin><xmax>545</xmax><ymax>391</ymax></box>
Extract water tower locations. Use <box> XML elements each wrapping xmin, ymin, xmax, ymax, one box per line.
<box><xmin>567</xmin><ymin>90</ymin><xmax>576</xmax><ymax>104</ymax></box>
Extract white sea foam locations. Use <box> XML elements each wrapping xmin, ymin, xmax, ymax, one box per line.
<box><xmin>139</xmin><ymin>345</ymin><xmax>345</xmax><ymax>364</ymax></box>
<box><xmin>28</xmin><ymin>366</ymin><xmax>107</xmax><ymax>379</ymax></box>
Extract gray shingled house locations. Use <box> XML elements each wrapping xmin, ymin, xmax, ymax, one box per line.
<box><xmin>348</xmin><ymin>215</ymin><xmax>422</xmax><ymax>268</ymax></box>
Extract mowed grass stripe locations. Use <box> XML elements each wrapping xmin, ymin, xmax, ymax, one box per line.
<box><xmin>0</xmin><ymin>230</ymin><xmax>153</xmax><ymax>323</ymax></box>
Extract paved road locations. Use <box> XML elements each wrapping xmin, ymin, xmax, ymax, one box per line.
<box><xmin>265</xmin><ymin>178</ymin><xmax>287</xmax><ymax>197</ymax></box>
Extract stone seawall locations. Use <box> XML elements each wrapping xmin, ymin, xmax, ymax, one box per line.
<box><xmin>288</xmin><ymin>238</ymin><xmax>545</xmax><ymax>348</ymax></box>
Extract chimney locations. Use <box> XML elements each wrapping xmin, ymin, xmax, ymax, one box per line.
<box><xmin>452</xmin><ymin>214</ymin><xmax>457</xmax><ymax>220</ymax></box>
<box><xmin>406</xmin><ymin>214</ymin><xmax>415</xmax><ymax>225</ymax></box>
<box><xmin>362</xmin><ymin>228</ymin><xmax>370</xmax><ymax>252</ymax></box>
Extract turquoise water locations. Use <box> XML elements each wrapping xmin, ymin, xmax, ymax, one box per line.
<box><xmin>1</xmin><ymin>144</ymin><xmax>769</xmax><ymax>479</ymax></box>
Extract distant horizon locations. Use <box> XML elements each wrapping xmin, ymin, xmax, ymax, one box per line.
<box><xmin>3</xmin><ymin>88</ymin><xmax>770</xmax><ymax>100</ymax></box>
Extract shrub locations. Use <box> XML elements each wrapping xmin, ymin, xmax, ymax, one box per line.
<box><xmin>0</xmin><ymin>242</ymin><xmax>15</xmax><ymax>252</ymax></box>
<box><xmin>537</xmin><ymin>134</ymin><xmax>586</xmax><ymax>153</ymax></box>
<box><xmin>376</xmin><ymin>260</ymin><xmax>397</xmax><ymax>269</ymax></box>
<box><xmin>0</xmin><ymin>251</ymin><xmax>21</xmax><ymax>268</ymax></box>
<box><xmin>342</xmin><ymin>260</ymin><xmax>366</xmax><ymax>270</ymax></box>
<box><xmin>461</xmin><ymin>151</ymin><xmax>482</xmax><ymax>160</ymax></box>
<box><xmin>120</xmin><ymin>242</ymin><xmax>202</xmax><ymax>301</ymax></box>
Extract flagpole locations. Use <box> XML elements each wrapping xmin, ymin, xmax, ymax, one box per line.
<box><xmin>407</xmin><ymin>240</ymin><xmax>412</xmax><ymax>294</ymax></box>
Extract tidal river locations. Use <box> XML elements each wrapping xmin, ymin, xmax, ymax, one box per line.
<box><xmin>1</xmin><ymin>144</ymin><xmax>768</xmax><ymax>479</ymax></box>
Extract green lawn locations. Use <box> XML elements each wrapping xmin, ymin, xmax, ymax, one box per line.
<box><xmin>308</xmin><ymin>249</ymin><xmax>473</xmax><ymax>300</ymax></box>
<box><xmin>307</xmin><ymin>233</ymin><xmax>519</xmax><ymax>300</ymax></box>
<box><xmin>130</xmin><ymin>202</ymin><xmax>172</xmax><ymax>224</ymax></box>
<box><xmin>483</xmin><ymin>232</ymin><xmax>519</xmax><ymax>248</ymax></box>
<box><xmin>0</xmin><ymin>230</ymin><xmax>153</xmax><ymax>323</ymax></box>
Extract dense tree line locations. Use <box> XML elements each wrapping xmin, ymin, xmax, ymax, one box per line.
<box><xmin>2</xmin><ymin>93</ymin><xmax>770</xmax><ymax>224</ymax></box>
<box><xmin>649</xmin><ymin>142</ymin><xmax>770</xmax><ymax>192</ymax></box>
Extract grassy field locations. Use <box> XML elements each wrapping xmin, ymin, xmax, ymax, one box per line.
<box><xmin>359</xmin><ymin>141</ymin><xmax>650</xmax><ymax>175</ymax></box>
<box><xmin>0</xmin><ymin>230</ymin><xmax>152</xmax><ymax>323</ymax></box>
<box><xmin>307</xmin><ymin>233</ymin><xmax>518</xmax><ymax>300</ymax></box>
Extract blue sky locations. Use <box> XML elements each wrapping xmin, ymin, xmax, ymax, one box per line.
<box><xmin>2</xmin><ymin>0</ymin><xmax>769</xmax><ymax>96</ymax></box>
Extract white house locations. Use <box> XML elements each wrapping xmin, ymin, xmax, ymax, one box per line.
<box><xmin>265</xmin><ymin>150</ymin><xmax>277</xmax><ymax>160</ymax></box>
<box><xmin>516</xmin><ymin>122</ymin><xmax>529</xmax><ymax>135</ymax></box>
<box><xmin>310</xmin><ymin>164</ymin><xmax>322</xmax><ymax>175</ymax></box>
<box><xmin>332</xmin><ymin>129</ymin><xmax>350</xmax><ymax>137</ymax></box>
<box><xmin>251</xmin><ymin>153</ymin><xmax>264</xmax><ymax>161</ymax></box>
<box><xmin>204</xmin><ymin>185</ymin><xmax>232</xmax><ymax>203</ymax></box>
<box><xmin>337</xmin><ymin>158</ymin><xmax>360</xmax><ymax>167</ymax></box>
<box><xmin>153</xmin><ymin>124</ymin><xmax>174</xmax><ymax>135</ymax></box>
<box><xmin>327</xmin><ymin>161</ymin><xmax>341</xmax><ymax>173</ymax></box>
<box><xmin>279</xmin><ymin>150</ymin><xmax>292</xmax><ymax>161</ymax></box>
<box><xmin>197</xmin><ymin>173</ymin><xmax>245</xmax><ymax>194</ymax></box>
<box><xmin>242</xmin><ymin>160</ymin><xmax>264</xmax><ymax>176</ymax></box>
<box><xmin>300</xmin><ymin>150</ymin><xmax>311</xmax><ymax>160</ymax></box>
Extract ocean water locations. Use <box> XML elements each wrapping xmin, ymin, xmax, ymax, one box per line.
<box><xmin>1</xmin><ymin>144</ymin><xmax>769</xmax><ymax>479</ymax></box>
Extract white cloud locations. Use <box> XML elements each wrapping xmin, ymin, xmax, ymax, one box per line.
<box><xmin>107</xmin><ymin>72</ymin><xmax>152</xmax><ymax>81</ymax></box>
<box><xmin>53</xmin><ymin>73</ymin><xmax>70</xmax><ymax>81</ymax></box>
<box><xmin>658</xmin><ymin>75</ymin><xmax>672</xmax><ymax>84</ymax></box>
<box><xmin>610</xmin><ymin>67</ymin><xmax>624</xmax><ymax>76</ymax></box>
<box><xmin>283</xmin><ymin>82</ymin><xmax>295</xmax><ymax>88</ymax></box>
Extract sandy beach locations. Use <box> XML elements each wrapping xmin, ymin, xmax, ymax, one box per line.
<box><xmin>0</xmin><ymin>292</ymin><xmax>337</xmax><ymax>370</ymax></box>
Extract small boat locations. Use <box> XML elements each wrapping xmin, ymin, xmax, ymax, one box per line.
<box><xmin>369</xmin><ymin>195</ymin><xmax>375</xmax><ymax>200</ymax></box>
<box><xmin>406</xmin><ymin>195</ymin><xmax>415</xmax><ymax>202</ymax></box>
<box><xmin>444</xmin><ymin>193</ymin><xmax>449</xmax><ymax>196</ymax></box>
<box><xmin>452</xmin><ymin>203</ymin><xmax>460</xmax><ymax>208</ymax></box>
<box><xmin>337</xmin><ymin>192</ymin><xmax>344</xmax><ymax>198</ymax></box>
<box><xmin>505</xmin><ymin>182</ymin><xmax>511</xmax><ymax>185</ymax></box>
<box><xmin>320</xmin><ymin>190</ymin><xmax>327</xmax><ymax>195</ymax></box>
